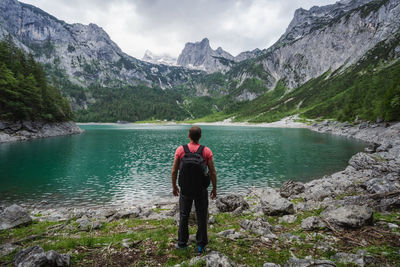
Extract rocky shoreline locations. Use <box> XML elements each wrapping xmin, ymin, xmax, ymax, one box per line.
<box><xmin>0</xmin><ymin>120</ymin><xmax>84</xmax><ymax>143</ymax></box>
<box><xmin>1</xmin><ymin>121</ymin><xmax>399</xmax><ymax>266</ymax></box>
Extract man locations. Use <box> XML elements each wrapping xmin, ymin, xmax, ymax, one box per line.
<box><xmin>171</xmin><ymin>126</ymin><xmax>217</xmax><ymax>253</ymax></box>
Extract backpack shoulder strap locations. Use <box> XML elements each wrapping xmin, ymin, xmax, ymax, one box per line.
<box><xmin>196</xmin><ymin>145</ymin><xmax>205</xmax><ymax>155</ymax></box>
<box><xmin>183</xmin><ymin>144</ymin><xmax>191</xmax><ymax>154</ymax></box>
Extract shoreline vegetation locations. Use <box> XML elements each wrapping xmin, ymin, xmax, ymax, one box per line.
<box><xmin>1</xmin><ymin>120</ymin><xmax>399</xmax><ymax>266</ymax></box>
<box><xmin>77</xmin><ymin>115</ymin><xmax>310</xmax><ymax>129</ymax></box>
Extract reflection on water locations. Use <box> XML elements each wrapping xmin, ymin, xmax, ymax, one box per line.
<box><xmin>0</xmin><ymin>124</ymin><xmax>367</xmax><ymax>208</ymax></box>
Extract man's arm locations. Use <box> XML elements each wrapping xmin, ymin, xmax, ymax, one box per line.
<box><xmin>208</xmin><ymin>159</ymin><xmax>217</xmax><ymax>199</ymax></box>
<box><xmin>171</xmin><ymin>158</ymin><xmax>180</xmax><ymax>196</ymax></box>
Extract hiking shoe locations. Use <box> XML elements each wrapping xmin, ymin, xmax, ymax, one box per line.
<box><xmin>197</xmin><ymin>245</ymin><xmax>206</xmax><ymax>254</ymax></box>
<box><xmin>175</xmin><ymin>244</ymin><xmax>187</xmax><ymax>250</ymax></box>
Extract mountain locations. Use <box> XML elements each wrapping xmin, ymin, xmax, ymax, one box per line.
<box><xmin>176</xmin><ymin>38</ymin><xmax>264</xmax><ymax>73</ymax></box>
<box><xmin>0</xmin><ymin>0</ymin><xmax>202</xmax><ymax>91</ymax></box>
<box><xmin>197</xmin><ymin>0</ymin><xmax>400</xmax><ymax>103</ymax></box>
<box><xmin>177</xmin><ymin>38</ymin><xmax>235</xmax><ymax>73</ymax></box>
<box><xmin>0</xmin><ymin>0</ymin><xmax>399</xmax><ymax>123</ymax></box>
<box><xmin>234</xmin><ymin>48</ymin><xmax>263</xmax><ymax>62</ymax></box>
<box><xmin>232</xmin><ymin>0</ymin><xmax>400</xmax><ymax>90</ymax></box>
<box><xmin>142</xmin><ymin>50</ymin><xmax>177</xmax><ymax>66</ymax></box>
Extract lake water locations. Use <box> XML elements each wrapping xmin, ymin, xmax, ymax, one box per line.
<box><xmin>0</xmin><ymin>124</ymin><xmax>367</xmax><ymax>208</ymax></box>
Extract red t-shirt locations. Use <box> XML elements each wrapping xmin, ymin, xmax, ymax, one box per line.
<box><xmin>175</xmin><ymin>143</ymin><xmax>213</xmax><ymax>164</ymax></box>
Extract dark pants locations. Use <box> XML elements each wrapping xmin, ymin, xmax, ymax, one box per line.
<box><xmin>178</xmin><ymin>190</ymin><xmax>208</xmax><ymax>247</ymax></box>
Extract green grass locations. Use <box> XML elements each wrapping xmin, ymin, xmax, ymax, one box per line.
<box><xmin>2</xmin><ymin>209</ymin><xmax>400</xmax><ymax>266</ymax></box>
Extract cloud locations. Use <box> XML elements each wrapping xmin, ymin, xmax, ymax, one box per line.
<box><xmin>21</xmin><ymin>0</ymin><xmax>337</xmax><ymax>58</ymax></box>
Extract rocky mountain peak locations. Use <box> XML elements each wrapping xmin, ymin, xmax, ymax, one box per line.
<box><xmin>177</xmin><ymin>37</ymin><xmax>234</xmax><ymax>73</ymax></box>
<box><xmin>142</xmin><ymin>50</ymin><xmax>177</xmax><ymax>66</ymax></box>
<box><xmin>280</xmin><ymin>0</ymin><xmax>374</xmax><ymax>44</ymax></box>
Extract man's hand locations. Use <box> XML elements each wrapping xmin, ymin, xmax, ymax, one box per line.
<box><xmin>210</xmin><ymin>188</ymin><xmax>217</xmax><ymax>199</ymax></box>
<box><xmin>173</xmin><ymin>185</ymin><xmax>180</xmax><ymax>197</ymax></box>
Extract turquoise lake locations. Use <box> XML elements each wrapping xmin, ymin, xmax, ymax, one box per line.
<box><xmin>0</xmin><ymin>124</ymin><xmax>367</xmax><ymax>208</ymax></box>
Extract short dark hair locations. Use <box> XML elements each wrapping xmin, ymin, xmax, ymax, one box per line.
<box><xmin>189</xmin><ymin>126</ymin><xmax>202</xmax><ymax>142</ymax></box>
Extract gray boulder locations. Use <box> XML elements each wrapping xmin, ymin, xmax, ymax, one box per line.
<box><xmin>321</xmin><ymin>205</ymin><xmax>373</xmax><ymax>228</ymax></box>
<box><xmin>331</xmin><ymin>250</ymin><xmax>367</xmax><ymax>267</ymax></box>
<box><xmin>14</xmin><ymin>246</ymin><xmax>70</xmax><ymax>267</ymax></box>
<box><xmin>0</xmin><ymin>204</ymin><xmax>32</xmax><ymax>230</ymax></box>
<box><xmin>107</xmin><ymin>207</ymin><xmax>141</xmax><ymax>221</ymax></box>
<box><xmin>361</xmin><ymin>176</ymin><xmax>399</xmax><ymax>194</ymax></box>
<box><xmin>46</xmin><ymin>250</ymin><xmax>70</xmax><ymax>266</ymax></box>
<box><xmin>217</xmin><ymin>229</ymin><xmax>236</xmax><ymax>237</ymax></box>
<box><xmin>260</xmin><ymin>189</ymin><xmax>294</xmax><ymax>215</ymax></box>
<box><xmin>263</xmin><ymin>264</ymin><xmax>281</xmax><ymax>267</ymax></box>
<box><xmin>240</xmin><ymin>218</ymin><xmax>274</xmax><ymax>236</ymax></box>
<box><xmin>301</xmin><ymin>216</ymin><xmax>327</xmax><ymax>230</ymax></box>
<box><xmin>189</xmin><ymin>251</ymin><xmax>237</xmax><ymax>267</ymax></box>
<box><xmin>14</xmin><ymin>246</ymin><xmax>48</xmax><ymax>267</ymax></box>
<box><xmin>284</xmin><ymin>258</ymin><xmax>336</xmax><ymax>267</ymax></box>
<box><xmin>280</xmin><ymin>180</ymin><xmax>305</xmax><ymax>198</ymax></box>
<box><xmin>216</xmin><ymin>194</ymin><xmax>249</xmax><ymax>213</ymax></box>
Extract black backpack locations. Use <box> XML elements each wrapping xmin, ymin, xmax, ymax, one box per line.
<box><xmin>178</xmin><ymin>145</ymin><xmax>210</xmax><ymax>197</ymax></box>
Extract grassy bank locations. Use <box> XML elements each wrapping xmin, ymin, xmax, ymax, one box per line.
<box><xmin>1</xmin><ymin>208</ymin><xmax>400</xmax><ymax>266</ymax></box>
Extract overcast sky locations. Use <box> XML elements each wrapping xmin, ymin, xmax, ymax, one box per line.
<box><xmin>22</xmin><ymin>0</ymin><xmax>338</xmax><ymax>59</ymax></box>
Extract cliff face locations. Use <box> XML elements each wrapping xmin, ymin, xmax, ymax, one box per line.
<box><xmin>243</xmin><ymin>0</ymin><xmax>400</xmax><ymax>89</ymax></box>
<box><xmin>177</xmin><ymin>38</ymin><xmax>235</xmax><ymax>73</ymax></box>
<box><xmin>177</xmin><ymin>38</ymin><xmax>263</xmax><ymax>73</ymax></box>
<box><xmin>0</xmin><ymin>0</ymin><xmax>202</xmax><ymax>90</ymax></box>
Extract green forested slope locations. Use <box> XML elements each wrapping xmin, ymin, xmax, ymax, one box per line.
<box><xmin>74</xmin><ymin>85</ymin><xmax>190</xmax><ymax>122</ymax></box>
<box><xmin>209</xmin><ymin>33</ymin><xmax>400</xmax><ymax>123</ymax></box>
<box><xmin>0</xmin><ymin>37</ymin><xmax>72</xmax><ymax>122</ymax></box>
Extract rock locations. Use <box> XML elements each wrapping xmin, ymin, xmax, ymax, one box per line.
<box><xmin>321</xmin><ymin>205</ymin><xmax>373</xmax><ymax>228</ymax></box>
<box><xmin>364</xmin><ymin>143</ymin><xmax>380</xmax><ymax>153</ymax></box>
<box><xmin>279</xmin><ymin>215</ymin><xmax>297</xmax><ymax>224</ymax></box>
<box><xmin>0</xmin><ymin>121</ymin><xmax>6</xmax><ymax>130</ymax></box>
<box><xmin>76</xmin><ymin>216</ymin><xmax>103</xmax><ymax>231</ymax></box>
<box><xmin>208</xmin><ymin>216</ymin><xmax>216</xmax><ymax>224</ymax></box>
<box><xmin>376</xmin><ymin>142</ymin><xmax>392</xmax><ymax>152</ymax></box>
<box><xmin>92</xmin><ymin>220</ymin><xmax>103</xmax><ymax>230</ymax></box>
<box><xmin>280</xmin><ymin>233</ymin><xmax>302</xmax><ymax>242</ymax></box>
<box><xmin>332</xmin><ymin>250</ymin><xmax>368</xmax><ymax>266</ymax></box>
<box><xmin>361</xmin><ymin>177</ymin><xmax>398</xmax><ymax>194</ymax></box>
<box><xmin>216</xmin><ymin>194</ymin><xmax>249</xmax><ymax>213</ymax></box>
<box><xmin>260</xmin><ymin>189</ymin><xmax>294</xmax><ymax>215</ymax></box>
<box><xmin>76</xmin><ymin>216</ymin><xmax>91</xmax><ymax>231</ymax></box>
<box><xmin>284</xmin><ymin>258</ymin><xmax>336</xmax><ymax>267</ymax></box>
<box><xmin>240</xmin><ymin>218</ymin><xmax>274</xmax><ymax>236</ymax></box>
<box><xmin>14</xmin><ymin>246</ymin><xmax>48</xmax><ymax>267</ymax></box>
<box><xmin>46</xmin><ymin>250</ymin><xmax>70</xmax><ymax>266</ymax></box>
<box><xmin>263</xmin><ymin>263</ymin><xmax>281</xmax><ymax>267</ymax></box>
<box><xmin>280</xmin><ymin>180</ymin><xmax>305</xmax><ymax>198</ymax></box>
<box><xmin>388</xmin><ymin>222</ymin><xmax>399</xmax><ymax>229</ymax></box>
<box><xmin>108</xmin><ymin>207</ymin><xmax>141</xmax><ymax>221</ymax></box>
<box><xmin>189</xmin><ymin>251</ymin><xmax>237</xmax><ymax>267</ymax></box>
<box><xmin>0</xmin><ymin>204</ymin><xmax>32</xmax><ymax>230</ymax></box>
<box><xmin>301</xmin><ymin>216</ymin><xmax>327</xmax><ymax>230</ymax></box>
<box><xmin>14</xmin><ymin>246</ymin><xmax>70</xmax><ymax>267</ymax></box>
<box><xmin>217</xmin><ymin>229</ymin><xmax>236</xmax><ymax>237</ymax></box>
<box><xmin>22</xmin><ymin>120</ymin><xmax>38</xmax><ymax>133</ymax></box>
<box><xmin>0</xmin><ymin>243</ymin><xmax>19</xmax><ymax>257</ymax></box>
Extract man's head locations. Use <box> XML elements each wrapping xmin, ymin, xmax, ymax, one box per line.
<box><xmin>188</xmin><ymin>126</ymin><xmax>202</xmax><ymax>143</ymax></box>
